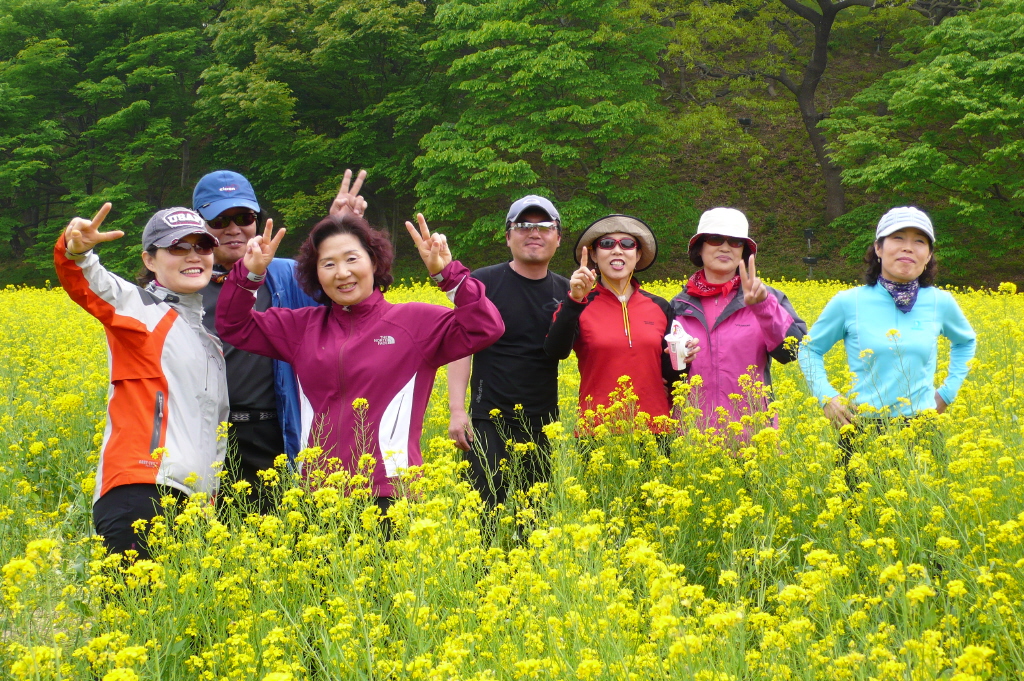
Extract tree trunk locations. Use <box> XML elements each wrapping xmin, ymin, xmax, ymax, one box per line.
<box><xmin>773</xmin><ymin>0</ymin><xmax>854</xmax><ymax>222</ymax></box>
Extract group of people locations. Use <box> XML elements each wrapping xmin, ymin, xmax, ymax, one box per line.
<box><xmin>55</xmin><ymin>171</ymin><xmax>977</xmax><ymax>557</ymax></box>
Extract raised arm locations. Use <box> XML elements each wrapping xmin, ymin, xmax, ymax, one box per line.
<box><xmin>215</xmin><ymin>221</ymin><xmax>302</xmax><ymax>363</ymax></box>
<box><xmin>545</xmin><ymin>247</ymin><xmax>594</xmax><ymax>359</ymax></box>
<box><xmin>54</xmin><ymin>203</ymin><xmax>147</xmax><ymax>332</ymax></box>
<box><xmin>740</xmin><ymin>256</ymin><xmax>806</xmax><ymax>363</ymax></box>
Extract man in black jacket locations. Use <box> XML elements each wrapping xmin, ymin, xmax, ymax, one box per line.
<box><xmin>447</xmin><ymin>196</ymin><xmax>569</xmax><ymax>508</ymax></box>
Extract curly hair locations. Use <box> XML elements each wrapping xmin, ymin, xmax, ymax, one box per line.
<box><xmin>688</xmin><ymin>236</ymin><xmax>754</xmax><ymax>269</ymax></box>
<box><xmin>295</xmin><ymin>213</ymin><xmax>395</xmax><ymax>304</ymax></box>
<box><xmin>863</xmin><ymin>239</ymin><xmax>937</xmax><ymax>287</ymax></box>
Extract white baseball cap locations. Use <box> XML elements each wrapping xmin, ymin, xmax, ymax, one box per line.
<box><xmin>876</xmin><ymin>206</ymin><xmax>935</xmax><ymax>244</ymax></box>
<box><xmin>688</xmin><ymin>207</ymin><xmax>757</xmax><ymax>254</ymax></box>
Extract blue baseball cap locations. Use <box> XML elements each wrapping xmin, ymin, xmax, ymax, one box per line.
<box><xmin>192</xmin><ymin>170</ymin><xmax>261</xmax><ymax>220</ymax></box>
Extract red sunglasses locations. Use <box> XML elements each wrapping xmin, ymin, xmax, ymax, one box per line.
<box><xmin>595</xmin><ymin>237</ymin><xmax>638</xmax><ymax>250</ymax></box>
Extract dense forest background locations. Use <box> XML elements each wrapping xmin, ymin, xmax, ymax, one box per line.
<box><xmin>0</xmin><ymin>0</ymin><xmax>1020</xmax><ymax>285</ymax></box>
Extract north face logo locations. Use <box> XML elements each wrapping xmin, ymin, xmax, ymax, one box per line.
<box><xmin>374</xmin><ymin>335</ymin><xmax>396</xmax><ymax>345</ymax></box>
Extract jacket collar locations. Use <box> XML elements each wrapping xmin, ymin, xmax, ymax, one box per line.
<box><xmin>329</xmin><ymin>287</ymin><xmax>387</xmax><ymax>320</ymax></box>
<box><xmin>146</xmin><ymin>282</ymin><xmax>205</xmax><ymax>325</ymax></box>
<box><xmin>673</xmin><ymin>287</ymin><xmax>746</xmax><ymax>331</ymax></box>
<box><xmin>594</xmin><ymin>277</ymin><xmax>643</xmax><ymax>302</ymax></box>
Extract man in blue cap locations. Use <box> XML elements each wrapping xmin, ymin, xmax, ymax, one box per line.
<box><xmin>193</xmin><ymin>168</ymin><xmax>367</xmax><ymax>511</ymax></box>
<box><xmin>446</xmin><ymin>195</ymin><xmax>569</xmax><ymax>511</ymax></box>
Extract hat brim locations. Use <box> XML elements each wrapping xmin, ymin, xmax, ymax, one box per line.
<box><xmin>687</xmin><ymin>232</ymin><xmax>758</xmax><ymax>255</ymax></box>
<box><xmin>875</xmin><ymin>223</ymin><xmax>934</xmax><ymax>244</ymax></box>
<box><xmin>195</xmin><ymin>197</ymin><xmax>261</xmax><ymax>221</ymax></box>
<box><xmin>573</xmin><ymin>215</ymin><xmax>657</xmax><ymax>272</ymax></box>
<box><xmin>150</xmin><ymin>227</ymin><xmax>219</xmax><ymax>249</ymax></box>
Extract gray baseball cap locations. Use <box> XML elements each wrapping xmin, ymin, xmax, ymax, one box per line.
<box><xmin>142</xmin><ymin>208</ymin><xmax>218</xmax><ymax>251</ymax></box>
<box><xmin>506</xmin><ymin>195</ymin><xmax>560</xmax><ymax>225</ymax></box>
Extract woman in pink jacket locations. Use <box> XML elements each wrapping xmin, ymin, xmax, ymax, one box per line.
<box><xmin>671</xmin><ymin>208</ymin><xmax>806</xmax><ymax>433</ymax></box>
<box><xmin>216</xmin><ymin>212</ymin><xmax>504</xmax><ymax>512</ymax></box>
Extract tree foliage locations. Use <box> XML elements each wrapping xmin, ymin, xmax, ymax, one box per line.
<box><xmin>827</xmin><ymin>0</ymin><xmax>1024</xmax><ymax>247</ymax></box>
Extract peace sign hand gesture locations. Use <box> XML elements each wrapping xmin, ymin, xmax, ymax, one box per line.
<box><xmin>738</xmin><ymin>254</ymin><xmax>768</xmax><ymax>306</ymax></box>
<box><xmin>243</xmin><ymin>219</ymin><xmax>287</xmax><ymax>276</ymax></box>
<box><xmin>405</xmin><ymin>213</ymin><xmax>451</xmax><ymax>276</ymax></box>
<box><xmin>569</xmin><ymin>247</ymin><xmax>596</xmax><ymax>302</ymax></box>
<box><xmin>329</xmin><ymin>169</ymin><xmax>368</xmax><ymax>218</ymax></box>
<box><xmin>64</xmin><ymin>203</ymin><xmax>123</xmax><ymax>255</ymax></box>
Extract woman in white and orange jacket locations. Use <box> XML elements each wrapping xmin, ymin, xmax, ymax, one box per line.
<box><xmin>55</xmin><ymin>203</ymin><xmax>228</xmax><ymax>559</ymax></box>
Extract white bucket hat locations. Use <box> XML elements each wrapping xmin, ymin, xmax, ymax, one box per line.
<box><xmin>688</xmin><ymin>207</ymin><xmax>758</xmax><ymax>255</ymax></box>
<box><xmin>876</xmin><ymin>206</ymin><xmax>935</xmax><ymax>244</ymax></box>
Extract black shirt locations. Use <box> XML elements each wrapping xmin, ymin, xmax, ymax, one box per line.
<box><xmin>469</xmin><ymin>263</ymin><xmax>570</xmax><ymax>427</ymax></box>
<box><xmin>201</xmin><ymin>272</ymin><xmax>278</xmax><ymax>410</ymax></box>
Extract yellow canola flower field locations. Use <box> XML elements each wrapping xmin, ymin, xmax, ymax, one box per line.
<box><xmin>1</xmin><ymin>278</ymin><xmax>1022</xmax><ymax>681</ymax></box>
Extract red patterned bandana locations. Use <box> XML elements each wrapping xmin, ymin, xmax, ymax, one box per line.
<box><xmin>685</xmin><ymin>269</ymin><xmax>740</xmax><ymax>298</ymax></box>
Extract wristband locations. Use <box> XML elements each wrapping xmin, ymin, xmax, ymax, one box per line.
<box><xmin>430</xmin><ymin>271</ymin><xmax>444</xmax><ymax>284</ymax></box>
<box><xmin>65</xmin><ymin>248</ymin><xmax>92</xmax><ymax>258</ymax></box>
<box><xmin>246</xmin><ymin>270</ymin><xmax>266</xmax><ymax>283</ymax></box>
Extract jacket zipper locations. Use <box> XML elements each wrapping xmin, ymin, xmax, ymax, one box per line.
<box><xmin>150</xmin><ymin>391</ymin><xmax>165</xmax><ymax>454</ymax></box>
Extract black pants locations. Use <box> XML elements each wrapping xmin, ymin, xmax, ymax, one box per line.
<box><xmin>223</xmin><ymin>417</ymin><xmax>286</xmax><ymax>514</ymax></box>
<box><xmin>465</xmin><ymin>418</ymin><xmax>551</xmax><ymax>508</ymax></box>
<box><xmin>93</xmin><ymin>483</ymin><xmax>188</xmax><ymax>559</ymax></box>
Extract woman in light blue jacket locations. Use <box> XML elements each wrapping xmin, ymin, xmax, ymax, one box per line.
<box><xmin>799</xmin><ymin>207</ymin><xmax>976</xmax><ymax>428</ymax></box>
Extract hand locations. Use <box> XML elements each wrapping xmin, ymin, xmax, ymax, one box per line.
<box><xmin>824</xmin><ymin>396</ymin><xmax>855</xmax><ymax>427</ymax></box>
<box><xmin>569</xmin><ymin>247</ymin><xmax>597</xmax><ymax>302</ymax></box>
<box><xmin>242</xmin><ymin>219</ymin><xmax>287</xmax><ymax>276</ymax></box>
<box><xmin>405</xmin><ymin>213</ymin><xmax>451</xmax><ymax>276</ymax></box>
<box><xmin>448</xmin><ymin>410</ymin><xmax>474</xmax><ymax>451</ymax></box>
<box><xmin>329</xmin><ymin>169</ymin><xmax>368</xmax><ymax>218</ymax></box>
<box><xmin>935</xmin><ymin>392</ymin><xmax>948</xmax><ymax>414</ymax></box>
<box><xmin>738</xmin><ymin>255</ymin><xmax>768</xmax><ymax>306</ymax></box>
<box><xmin>64</xmin><ymin>203</ymin><xmax>123</xmax><ymax>254</ymax></box>
<box><xmin>682</xmin><ymin>337</ymin><xmax>700</xmax><ymax>364</ymax></box>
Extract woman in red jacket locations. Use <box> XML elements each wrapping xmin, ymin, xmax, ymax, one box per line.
<box><xmin>545</xmin><ymin>215</ymin><xmax>682</xmax><ymax>433</ymax></box>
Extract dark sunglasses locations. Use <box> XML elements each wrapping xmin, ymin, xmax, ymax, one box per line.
<box><xmin>595</xmin><ymin>237</ymin><xmax>638</xmax><ymax>250</ymax></box>
<box><xmin>703</xmin><ymin>234</ymin><xmax>746</xmax><ymax>248</ymax></box>
<box><xmin>165</xmin><ymin>241</ymin><xmax>215</xmax><ymax>256</ymax></box>
<box><xmin>207</xmin><ymin>212</ymin><xmax>258</xmax><ymax>230</ymax></box>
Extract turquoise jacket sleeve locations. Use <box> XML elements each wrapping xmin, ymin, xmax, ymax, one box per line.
<box><xmin>798</xmin><ymin>291</ymin><xmax>849</xmax><ymax>403</ymax></box>
<box><xmin>936</xmin><ymin>292</ymin><xmax>976</xmax><ymax>405</ymax></box>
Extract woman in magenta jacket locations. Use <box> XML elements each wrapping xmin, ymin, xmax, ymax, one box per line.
<box><xmin>671</xmin><ymin>208</ymin><xmax>806</xmax><ymax>433</ymax></box>
<box><xmin>216</xmin><ymin>212</ymin><xmax>504</xmax><ymax>507</ymax></box>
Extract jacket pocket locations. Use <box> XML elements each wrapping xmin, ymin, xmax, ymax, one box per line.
<box><xmin>149</xmin><ymin>391</ymin><xmax>165</xmax><ymax>454</ymax></box>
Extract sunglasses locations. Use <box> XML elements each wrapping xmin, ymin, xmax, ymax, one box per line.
<box><xmin>509</xmin><ymin>221</ymin><xmax>560</xmax><ymax>233</ymax></box>
<box><xmin>703</xmin><ymin>235</ymin><xmax>746</xmax><ymax>248</ymax></box>
<box><xmin>595</xmin><ymin>237</ymin><xmax>638</xmax><ymax>250</ymax></box>
<box><xmin>165</xmin><ymin>241</ymin><xmax>215</xmax><ymax>256</ymax></box>
<box><xmin>207</xmin><ymin>212</ymin><xmax>258</xmax><ymax>230</ymax></box>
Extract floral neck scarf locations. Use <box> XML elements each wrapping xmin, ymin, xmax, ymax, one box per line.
<box><xmin>686</xmin><ymin>269</ymin><xmax>740</xmax><ymax>298</ymax></box>
<box><xmin>878</xmin><ymin>275</ymin><xmax>920</xmax><ymax>313</ymax></box>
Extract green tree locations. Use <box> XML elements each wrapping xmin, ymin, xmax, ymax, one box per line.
<box><xmin>826</xmin><ymin>0</ymin><xmax>1024</xmax><ymax>251</ymax></box>
<box><xmin>0</xmin><ymin>0</ymin><xmax>214</xmax><ymax>276</ymax></box>
<box><xmin>413</xmin><ymin>0</ymin><xmax>697</xmax><ymax>245</ymax></box>
<box><xmin>193</xmin><ymin>0</ymin><xmax>448</xmax><ymax>245</ymax></box>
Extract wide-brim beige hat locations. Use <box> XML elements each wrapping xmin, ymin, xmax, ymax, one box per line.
<box><xmin>573</xmin><ymin>214</ymin><xmax>657</xmax><ymax>272</ymax></box>
<box><xmin>687</xmin><ymin>207</ymin><xmax>758</xmax><ymax>254</ymax></box>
